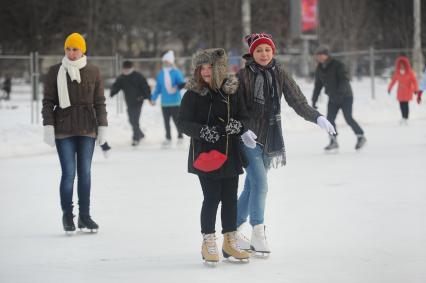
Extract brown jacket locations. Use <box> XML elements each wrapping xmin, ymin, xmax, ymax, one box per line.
<box><xmin>238</xmin><ymin>56</ymin><xmax>321</xmax><ymax>145</ymax></box>
<box><xmin>42</xmin><ymin>63</ymin><xmax>108</xmax><ymax>137</ymax></box>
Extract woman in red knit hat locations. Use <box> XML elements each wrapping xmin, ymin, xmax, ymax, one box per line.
<box><xmin>235</xmin><ymin>33</ymin><xmax>335</xmax><ymax>256</ymax></box>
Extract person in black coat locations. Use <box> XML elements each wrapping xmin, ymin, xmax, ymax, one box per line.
<box><xmin>311</xmin><ymin>46</ymin><xmax>366</xmax><ymax>151</ymax></box>
<box><xmin>178</xmin><ymin>48</ymin><xmax>250</xmax><ymax>263</ymax></box>
<box><xmin>2</xmin><ymin>76</ymin><xmax>11</xmax><ymax>100</ymax></box>
<box><xmin>111</xmin><ymin>61</ymin><xmax>151</xmax><ymax>146</ymax></box>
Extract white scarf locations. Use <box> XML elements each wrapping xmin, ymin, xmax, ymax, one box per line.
<box><xmin>163</xmin><ymin>67</ymin><xmax>177</xmax><ymax>95</ymax></box>
<box><xmin>57</xmin><ymin>56</ymin><xmax>87</xmax><ymax>108</ymax></box>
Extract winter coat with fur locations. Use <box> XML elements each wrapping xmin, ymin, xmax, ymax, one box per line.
<box><xmin>42</xmin><ymin>63</ymin><xmax>108</xmax><ymax>137</ymax></box>
<box><xmin>178</xmin><ymin>75</ymin><xmax>249</xmax><ymax>179</ymax></box>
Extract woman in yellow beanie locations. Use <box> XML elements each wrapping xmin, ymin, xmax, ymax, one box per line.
<box><xmin>42</xmin><ymin>32</ymin><xmax>108</xmax><ymax>234</ymax></box>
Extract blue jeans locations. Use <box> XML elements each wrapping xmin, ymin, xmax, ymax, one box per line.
<box><xmin>56</xmin><ymin>136</ymin><xmax>96</xmax><ymax>215</ymax></box>
<box><xmin>237</xmin><ymin>143</ymin><xmax>271</xmax><ymax>227</ymax></box>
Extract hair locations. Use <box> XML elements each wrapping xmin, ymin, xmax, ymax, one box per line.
<box><xmin>122</xmin><ymin>61</ymin><xmax>133</xmax><ymax>69</ymax></box>
<box><xmin>194</xmin><ymin>65</ymin><xmax>211</xmax><ymax>89</ymax></box>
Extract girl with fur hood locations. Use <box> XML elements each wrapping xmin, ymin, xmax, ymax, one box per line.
<box><xmin>42</xmin><ymin>33</ymin><xmax>108</xmax><ymax>233</ymax></box>
<box><xmin>387</xmin><ymin>56</ymin><xmax>419</xmax><ymax>124</ymax></box>
<box><xmin>235</xmin><ymin>33</ymin><xmax>335</xmax><ymax>256</ymax></box>
<box><xmin>178</xmin><ymin>48</ymin><xmax>250</xmax><ymax>264</ymax></box>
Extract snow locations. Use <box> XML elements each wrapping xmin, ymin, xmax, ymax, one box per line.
<box><xmin>0</xmin><ymin>78</ymin><xmax>425</xmax><ymax>283</ymax></box>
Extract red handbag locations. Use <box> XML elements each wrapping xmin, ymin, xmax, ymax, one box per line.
<box><xmin>193</xmin><ymin>90</ymin><xmax>229</xmax><ymax>173</ymax></box>
<box><xmin>193</xmin><ymin>149</ymin><xmax>228</xmax><ymax>172</ymax></box>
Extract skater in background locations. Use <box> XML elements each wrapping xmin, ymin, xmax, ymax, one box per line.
<box><xmin>387</xmin><ymin>56</ymin><xmax>419</xmax><ymax>124</ymax></box>
<box><xmin>417</xmin><ymin>67</ymin><xmax>426</xmax><ymax>104</ymax></box>
<box><xmin>178</xmin><ymin>48</ymin><xmax>250</xmax><ymax>264</ymax></box>
<box><xmin>312</xmin><ymin>45</ymin><xmax>367</xmax><ymax>151</ymax></box>
<box><xmin>42</xmin><ymin>32</ymin><xmax>108</xmax><ymax>233</ymax></box>
<box><xmin>235</xmin><ymin>33</ymin><xmax>335</xmax><ymax>256</ymax></box>
<box><xmin>151</xmin><ymin>50</ymin><xmax>186</xmax><ymax>146</ymax></box>
<box><xmin>2</xmin><ymin>75</ymin><xmax>11</xmax><ymax>100</ymax></box>
<box><xmin>110</xmin><ymin>60</ymin><xmax>151</xmax><ymax>146</ymax></box>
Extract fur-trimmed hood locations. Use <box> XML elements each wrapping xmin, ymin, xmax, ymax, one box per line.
<box><xmin>186</xmin><ymin>48</ymin><xmax>238</xmax><ymax>96</ymax></box>
<box><xmin>187</xmin><ymin>74</ymin><xmax>239</xmax><ymax>96</ymax></box>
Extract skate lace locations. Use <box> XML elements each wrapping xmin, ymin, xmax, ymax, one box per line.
<box><xmin>236</xmin><ymin>230</ymin><xmax>250</xmax><ymax>243</ymax></box>
<box><xmin>228</xmin><ymin>232</ymin><xmax>244</xmax><ymax>252</ymax></box>
<box><xmin>203</xmin><ymin>234</ymin><xmax>218</xmax><ymax>254</ymax></box>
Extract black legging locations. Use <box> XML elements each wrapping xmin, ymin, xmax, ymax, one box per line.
<box><xmin>399</xmin><ymin>102</ymin><xmax>409</xmax><ymax>119</ymax></box>
<box><xmin>327</xmin><ymin>96</ymin><xmax>364</xmax><ymax>136</ymax></box>
<box><xmin>198</xmin><ymin>176</ymin><xmax>239</xmax><ymax>234</ymax></box>
<box><xmin>127</xmin><ymin>103</ymin><xmax>144</xmax><ymax>141</ymax></box>
<box><xmin>161</xmin><ymin>106</ymin><xmax>183</xmax><ymax>140</ymax></box>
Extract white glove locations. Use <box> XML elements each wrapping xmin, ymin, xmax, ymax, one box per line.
<box><xmin>241</xmin><ymin>130</ymin><xmax>257</xmax><ymax>149</ymax></box>
<box><xmin>97</xmin><ymin>126</ymin><xmax>108</xmax><ymax>145</ymax></box>
<box><xmin>317</xmin><ymin>116</ymin><xmax>336</xmax><ymax>135</ymax></box>
<box><xmin>43</xmin><ymin>125</ymin><xmax>55</xmax><ymax>147</ymax></box>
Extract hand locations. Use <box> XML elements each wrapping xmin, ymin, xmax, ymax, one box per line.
<box><xmin>200</xmin><ymin>125</ymin><xmax>220</xmax><ymax>143</ymax></box>
<box><xmin>241</xmin><ymin>130</ymin><xmax>257</xmax><ymax>149</ymax></box>
<box><xmin>97</xmin><ymin>126</ymin><xmax>108</xmax><ymax>145</ymax></box>
<box><xmin>416</xmin><ymin>90</ymin><xmax>422</xmax><ymax>104</ymax></box>
<box><xmin>150</xmin><ymin>100</ymin><xmax>156</xmax><ymax>106</ymax></box>
<box><xmin>316</xmin><ymin>116</ymin><xmax>336</xmax><ymax>135</ymax></box>
<box><xmin>43</xmin><ymin>125</ymin><xmax>55</xmax><ymax>147</ymax></box>
<box><xmin>225</xmin><ymin>118</ymin><xmax>243</xmax><ymax>135</ymax></box>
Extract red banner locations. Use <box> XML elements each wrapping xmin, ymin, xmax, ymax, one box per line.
<box><xmin>301</xmin><ymin>0</ymin><xmax>317</xmax><ymax>32</ymax></box>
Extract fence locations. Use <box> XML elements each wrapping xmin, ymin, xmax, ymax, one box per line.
<box><xmin>0</xmin><ymin>48</ymin><xmax>424</xmax><ymax>124</ymax></box>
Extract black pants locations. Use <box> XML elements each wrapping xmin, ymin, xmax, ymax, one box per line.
<box><xmin>127</xmin><ymin>103</ymin><xmax>144</xmax><ymax>141</ymax></box>
<box><xmin>162</xmin><ymin>106</ymin><xmax>182</xmax><ymax>140</ymax></box>
<box><xmin>327</xmin><ymin>96</ymin><xmax>364</xmax><ymax>136</ymax></box>
<box><xmin>399</xmin><ymin>102</ymin><xmax>409</xmax><ymax>119</ymax></box>
<box><xmin>198</xmin><ymin>176</ymin><xmax>239</xmax><ymax>234</ymax></box>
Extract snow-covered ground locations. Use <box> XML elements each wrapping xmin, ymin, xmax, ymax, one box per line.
<box><xmin>0</xmin><ymin>78</ymin><xmax>425</xmax><ymax>283</ymax></box>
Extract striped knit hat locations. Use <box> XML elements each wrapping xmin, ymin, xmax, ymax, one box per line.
<box><xmin>245</xmin><ymin>33</ymin><xmax>276</xmax><ymax>54</ymax></box>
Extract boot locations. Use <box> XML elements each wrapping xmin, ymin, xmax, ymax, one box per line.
<box><xmin>324</xmin><ymin>136</ymin><xmax>339</xmax><ymax>151</ymax></box>
<box><xmin>201</xmin><ymin>233</ymin><xmax>219</xmax><ymax>263</ymax></box>
<box><xmin>222</xmin><ymin>231</ymin><xmax>250</xmax><ymax>261</ymax></box>
<box><xmin>236</xmin><ymin>224</ymin><xmax>251</xmax><ymax>251</ymax></box>
<box><xmin>62</xmin><ymin>213</ymin><xmax>75</xmax><ymax>232</ymax></box>
<box><xmin>78</xmin><ymin>214</ymin><xmax>99</xmax><ymax>232</ymax></box>
<box><xmin>251</xmin><ymin>224</ymin><xmax>270</xmax><ymax>256</ymax></box>
<box><xmin>355</xmin><ymin>135</ymin><xmax>367</xmax><ymax>150</ymax></box>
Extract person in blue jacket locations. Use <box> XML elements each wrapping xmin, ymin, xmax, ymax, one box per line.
<box><xmin>417</xmin><ymin>68</ymin><xmax>426</xmax><ymax>104</ymax></box>
<box><xmin>150</xmin><ymin>50</ymin><xmax>186</xmax><ymax>145</ymax></box>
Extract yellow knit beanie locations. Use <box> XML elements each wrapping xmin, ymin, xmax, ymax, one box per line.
<box><xmin>64</xmin><ymin>33</ymin><xmax>86</xmax><ymax>54</ymax></box>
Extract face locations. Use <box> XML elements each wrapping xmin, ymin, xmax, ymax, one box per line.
<box><xmin>252</xmin><ymin>44</ymin><xmax>273</xmax><ymax>66</ymax></box>
<box><xmin>200</xmin><ymin>64</ymin><xmax>212</xmax><ymax>85</ymax></box>
<box><xmin>399</xmin><ymin>64</ymin><xmax>406</xmax><ymax>74</ymax></box>
<box><xmin>315</xmin><ymin>54</ymin><xmax>328</xmax><ymax>63</ymax></box>
<box><xmin>65</xmin><ymin>47</ymin><xmax>83</xmax><ymax>61</ymax></box>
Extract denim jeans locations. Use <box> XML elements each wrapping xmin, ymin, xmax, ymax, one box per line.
<box><xmin>237</xmin><ymin>143</ymin><xmax>271</xmax><ymax>227</ymax></box>
<box><xmin>56</xmin><ymin>136</ymin><xmax>96</xmax><ymax>215</ymax></box>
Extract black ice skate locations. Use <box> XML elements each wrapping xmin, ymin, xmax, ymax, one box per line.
<box><xmin>324</xmin><ymin>136</ymin><xmax>339</xmax><ymax>152</ymax></box>
<box><xmin>62</xmin><ymin>213</ymin><xmax>76</xmax><ymax>234</ymax></box>
<box><xmin>355</xmin><ymin>135</ymin><xmax>366</xmax><ymax>151</ymax></box>
<box><xmin>78</xmin><ymin>215</ymin><xmax>99</xmax><ymax>233</ymax></box>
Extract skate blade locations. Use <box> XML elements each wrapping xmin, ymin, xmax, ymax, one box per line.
<box><xmin>252</xmin><ymin>251</ymin><xmax>270</xmax><ymax>258</ymax></box>
<box><xmin>203</xmin><ymin>260</ymin><xmax>219</xmax><ymax>267</ymax></box>
<box><xmin>64</xmin><ymin>231</ymin><xmax>75</xmax><ymax>236</ymax></box>
<box><xmin>78</xmin><ymin>227</ymin><xmax>98</xmax><ymax>233</ymax></box>
<box><xmin>223</xmin><ymin>257</ymin><xmax>250</xmax><ymax>264</ymax></box>
<box><xmin>324</xmin><ymin>148</ymin><xmax>339</xmax><ymax>154</ymax></box>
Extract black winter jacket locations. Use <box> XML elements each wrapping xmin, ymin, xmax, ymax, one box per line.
<box><xmin>110</xmin><ymin>71</ymin><xmax>151</xmax><ymax>106</ymax></box>
<box><xmin>178</xmin><ymin>75</ymin><xmax>248</xmax><ymax>179</ymax></box>
<box><xmin>312</xmin><ymin>57</ymin><xmax>353</xmax><ymax>105</ymax></box>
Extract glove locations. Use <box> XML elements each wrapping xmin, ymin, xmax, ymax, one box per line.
<box><xmin>43</xmin><ymin>125</ymin><xmax>55</xmax><ymax>147</ymax></box>
<box><xmin>200</xmin><ymin>125</ymin><xmax>220</xmax><ymax>143</ymax></box>
<box><xmin>317</xmin><ymin>116</ymin><xmax>336</xmax><ymax>135</ymax></box>
<box><xmin>225</xmin><ymin>118</ymin><xmax>243</xmax><ymax>135</ymax></box>
<box><xmin>97</xmin><ymin>126</ymin><xmax>108</xmax><ymax>146</ymax></box>
<box><xmin>417</xmin><ymin>90</ymin><xmax>422</xmax><ymax>104</ymax></box>
<box><xmin>241</xmin><ymin>130</ymin><xmax>257</xmax><ymax>149</ymax></box>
